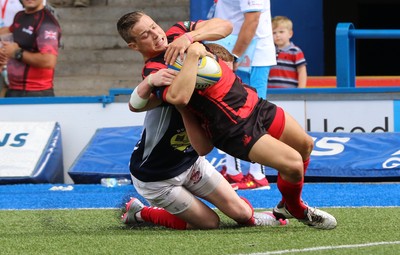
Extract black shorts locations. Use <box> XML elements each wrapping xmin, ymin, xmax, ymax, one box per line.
<box><xmin>215</xmin><ymin>100</ymin><xmax>284</xmax><ymax>162</ymax></box>
<box><xmin>5</xmin><ymin>89</ymin><xmax>55</xmax><ymax>97</ymax></box>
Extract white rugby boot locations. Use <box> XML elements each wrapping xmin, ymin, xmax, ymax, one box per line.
<box><xmin>273</xmin><ymin>202</ymin><xmax>337</xmax><ymax>230</ymax></box>
<box><xmin>121</xmin><ymin>197</ymin><xmax>145</xmax><ymax>225</ymax></box>
<box><xmin>253</xmin><ymin>211</ymin><xmax>289</xmax><ymax>226</ymax></box>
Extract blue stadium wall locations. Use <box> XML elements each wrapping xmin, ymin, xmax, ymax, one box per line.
<box><xmin>191</xmin><ymin>0</ymin><xmax>324</xmax><ymax>76</ymax></box>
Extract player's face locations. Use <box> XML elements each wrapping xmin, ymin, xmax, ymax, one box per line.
<box><xmin>272</xmin><ymin>25</ymin><xmax>293</xmax><ymax>48</ymax></box>
<box><xmin>129</xmin><ymin>15</ymin><xmax>168</xmax><ymax>59</ymax></box>
<box><xmin>22</xmin><ymin>0</ymin><xmax>44</xmax><ymax>13</ymax></box>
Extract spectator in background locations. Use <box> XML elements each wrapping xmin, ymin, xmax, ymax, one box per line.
<box><xmin>213</xmin><ymin>0</ymin><xmax>275</xmax><ymax>190</ymax></box>
<box><xmin>0</xmin><ymin>0</ymin><xmax>61</xmax><ymax>97</ymax></box>
<box><xmin>0</xmin><ymin>0</ymin><xmax>24</xmax><ymax>27</ymax></box>
<box><xmin>268</xmin><ymin>16</ymin><xmax>307</xmax><ymax>88</ymax></box>
<box><xmin>0</xmin><ymin>0</ymin><xmax>24</xmax><ymax>97</ymax></box>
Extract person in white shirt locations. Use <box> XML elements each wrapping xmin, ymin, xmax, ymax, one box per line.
<box><xmin>214</xmin><ymin>0</ymin><xmax>275</xmax><ymax>190</ymax></box>
<box><xmin>0</xmin><ymin>0</ymin><xmax>23</xmax><ymax>27</ymax></box>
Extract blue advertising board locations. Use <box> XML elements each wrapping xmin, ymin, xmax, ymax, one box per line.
<box><xmin>68</xmin><ymin>127</ymin><xmax>400</xmax><ymax>183</ymax></box>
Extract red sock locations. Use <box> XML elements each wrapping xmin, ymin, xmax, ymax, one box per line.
<box><xmin>279</xmin><ymin>159</ymin><xmax>310</xmax><ymax>205</ymax></box>
<box><xmin>140</xmin><ymin>207</ymin><xmax>187</xmax><ymax>230</ymax></box>
<box><xmin>239</xmin><ymin>197</ymin><xmax>255</xmax><ymax>226</ymax></box>
<box><xmin>303</xmin><ymin>158</ymin><xmax>310</xmax><ymax>175</ymax></box>
<box><xmin>277</xmin><ymin>176</ymin><xmax>307</xmax><ymax>219</ymax></box>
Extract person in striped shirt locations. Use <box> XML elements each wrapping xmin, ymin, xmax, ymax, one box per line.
<box><xmin>268</xmin><ymin>16</ymin><xmax>307</xmax><ymax>88</ymax></box>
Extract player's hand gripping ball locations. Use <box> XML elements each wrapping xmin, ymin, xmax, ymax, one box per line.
<box><xmin>168</xmin><ymin>54</ymin><xmax>222</xmax><ymax>89</ymax></box>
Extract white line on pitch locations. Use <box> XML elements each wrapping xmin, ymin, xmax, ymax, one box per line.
<box><xmin>235</xmin><ymin>241</ymin><xmax>400</xmax><ymax>255</ymax></box>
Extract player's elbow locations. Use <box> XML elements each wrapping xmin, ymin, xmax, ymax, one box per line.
<box><xmin>225</xmin><ymin>20</ymin><xmax>233</xmax><ymax>35</ymax></box>
<box><xmin>167</xmin><ymin>94</ymin><xmax>191</xmax><ymax>106</ymax></box>
<box><xmin>41</xmin><ymin>54</ymin><xmax>57</xmax><ymax>69</ymax></box>
<box><xmin>224</xmin><ymin>20</ymin><xmax>233</xmax><ymax>36</ymax></box>
<box><xmin>128</xmin><ymin>102</ymin><xmax>145</xmax><ymax>112</ymax></box>
<box><xmin>128</xmin><ymin>103</ymin><xmax>139</xmax><ymax>112</ymax></box>
<box><xmin>196</xmin><ymin>145</ymin><xmax>213</xmax><ymax>156</ymax></box>
<box><xmin>217</xmin><ymin>18</ymin><xmax>233</xmax><ymax>36</ymax></box>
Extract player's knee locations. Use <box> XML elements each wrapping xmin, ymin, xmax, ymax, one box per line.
<box><xmin>286</xmin><ymin>155</ymin><xmax>304</xmax><ymax>182</ymax></box>
<box><xmin>293</xmin><ymin>160</ymin><xmax>305</xmax><ymax>180</ymax></box>
<box><xmin>233</xmin><ymin>208</ymin><xmax>253</xmax><ymax>225</ymax></box>
<box><xmin>300</xmin><ymin>135</ymin><xmax>314</xmax><ymax>159</ymax></box>
<box><xmin>236</xmin><ymin>201</ymin><xmax>253</xmax><ymax>223</ymax></box>
<box><xmin>201</xmin><ymin>217</ymin><xmax>220</xmax><ymax>229</ymax></box>
<box><xmin>224</xmin><ymin>198</ymin><xmax>253</xmax><ymax>224</ymax></box>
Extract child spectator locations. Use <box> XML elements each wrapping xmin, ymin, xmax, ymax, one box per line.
<box><xmin>268</xmin><ymin>16</ymin><xmax>307</xmax><ymax>88</ymax></box>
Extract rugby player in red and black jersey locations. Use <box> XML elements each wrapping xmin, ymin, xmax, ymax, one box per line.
<box><xmin>0</xmin><ymin>0</ymin><xmax>61</xmax><ymax>97</ymax></box>
<box><xmin>118</xmin><ymin>11</ymin><xmax>336</xmax><ymax>230</ymax></box>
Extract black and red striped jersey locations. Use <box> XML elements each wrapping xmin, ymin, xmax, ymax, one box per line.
<box><xmin>145</xmin><ymin>21</ymin><xmax>277</xmax><ymax>161</ymax></box>
<box><xmin>8</xmin><ymin>8</ymin><xmax>61</xmax><ymax>91</ymax></box>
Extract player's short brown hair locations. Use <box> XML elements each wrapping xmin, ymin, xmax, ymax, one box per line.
<box><xmin>206</xmin><ymin>43</ymin><xmax>234</xmax><ymax>63</ymax></box>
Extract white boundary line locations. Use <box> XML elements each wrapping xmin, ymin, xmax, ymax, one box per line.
<box><xmin>237</xmin><ymin>241</ymin><xmax>400</xmax><ymax>255</ymax></box>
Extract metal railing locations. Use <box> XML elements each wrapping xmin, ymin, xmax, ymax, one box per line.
<box><xmin>336</xmin><ymin>23</ymin><xmax>400</xmax><ymax>87</ymax></box>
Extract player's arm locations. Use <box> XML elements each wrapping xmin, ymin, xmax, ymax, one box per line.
<box><xmin>162</xmin><ymin>42</ymin><xmax>208</xmax><ymax>106</ymax></box>
<box><xmin>20</xmin><ymin>52</ymin><xmax>57</xmax><ymax>69</ymax></box>
<box><xmin>2</xmin><ymin>41</ymin><xmax>57</xmax><ymax>68</ymax></box>
<box><xmin>176</xmin><ymin>106</ymin><xmax>214</xmax><ymax>156</ymax></box>
<box><xmin>129</xmin><ymin>69</ymin><xmax>177</xmax><ymax>112</ymax></box>
<box><xmin>0</xmin><ymin>46</ymin><xmax>8</xmax><ymax>66</ymax></box>
<box><xmin>0</xmin><ymin>27</ymin><xmax>10</xmax><ymax>35</ymax></box>
<box><xmin>189</xmin><ymin>18</ymin><xmax>233</xmax><ymax>43</ymax></box>
<box><xmin>165</xmin><ymin>18</ymin><xmax>233</xmax><ymax>65</ymax></box>
<box><xmin>297</xmin><ymin>65</ymin><xmax>307</xmax><ymax>88</ymax></box>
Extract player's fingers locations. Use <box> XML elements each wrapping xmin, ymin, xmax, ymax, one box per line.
<box><xmin>178</xmin><ymin>50</ymin><xmax>186</xmax><ymax>63</ymax></box>
<box><xmin>206</xmin><ymin>52</ymin><xmax>215</xmax><ymax>59</ymax></box>
<box><xmin>166</xmin><ymin>49</ymin><xmax>177</xmax><ymax>65</ymax></box>
<box><xmin>169</xmin><ymin>50</ymin><xmax>180</xmax><ymax>65</ymax></box>
<box><xmin>165</xmin><ymin>72</ymin><xmax>177</xmax><ymax>79</ymax></box>
<box><xmin>165</xmin><ymin>69</ymin><xmax>178</xmax><ymax>75</ymax></box>
<box><xmin>164</xmin><ymin>45</ymin><xmax>173</xmax><ymax>64</ymax></box>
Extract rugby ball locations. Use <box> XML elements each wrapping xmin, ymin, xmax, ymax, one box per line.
<box><xmin>168</xmin><ymin>54</ymin><xmax>222</xmax><ymax>89</ymax></box>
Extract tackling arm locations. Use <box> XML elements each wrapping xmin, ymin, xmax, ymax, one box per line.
<box><xmin>165</xmin><ymin>18</ymin><xmax>233</xmax><ymax>65</ymax></box>
<box><xmin>129</xmin><ymin>69</ymin><xmax>177</xmax><ymax>112</ymax></box>
<box><xmin>188</xmin><ymin>18</ymin><xmax>233</xmax><ymax>43</ymax></box>
<box><xmin>177</xmin><ymin>106</ymin><xmax>214</xmax><ymax>156</ymax></box>
<box><xmin>163</xmin><ymin>42</ymin><xmax>208</xmax><ymax>106</ymax></box>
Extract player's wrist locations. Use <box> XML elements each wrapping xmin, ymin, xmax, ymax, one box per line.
<box><xmin>232</xmin><ymin>53</ymin><xmax>240</xmax><ymax>63</ymax></box>
<box><xmin>184</xmin><ymin>33</ymin><xmax>194</xmax><ymax>44</ymax></box>
<box><xmin>129</xmin><ymin>87</ymin><xmax>149</xmax><ymax>109</ymax></box>
<box><xmin>14</xmin><ymin>48</ymin><xmax>24</xmax><ymax>61</ymax></box>
<box><xmin>147</xmin><ymin>74</ymin><xmax>154</xmax><ymax>88</ymax></box>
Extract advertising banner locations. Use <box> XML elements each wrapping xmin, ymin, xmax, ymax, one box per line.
<box><xmin>306</xmin><ymin>100</ymin><xmax>393</xmax><ymax>132</ymax></box>
<box><xmin>69</xmin><ymin>127</ymin><xmax>400</xmax><ymax>183</ymax></box>
<box><xmin>0</xmin><ymin>121</ymin><xmax>64</xmax><ymax>184</ymax></box>
<box><xmin>307</xmin><ymin>132</ymin><xmax>400</xmax><ymax>180</ymax></box>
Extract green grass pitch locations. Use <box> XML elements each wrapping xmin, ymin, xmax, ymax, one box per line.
<box><xmin>1</xmin><ymin>207</ymin><xmax>399</xmax><ymax>254</ymax></box>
